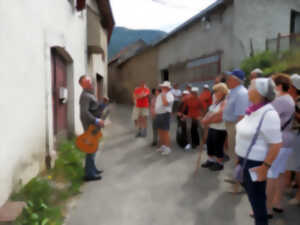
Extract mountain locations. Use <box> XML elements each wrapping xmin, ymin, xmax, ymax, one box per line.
<box><xmin>108</xmin><ymin>27</ymin><xmax>167</xmax><ymax>60</ymax></box>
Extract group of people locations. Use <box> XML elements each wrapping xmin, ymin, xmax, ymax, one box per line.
<box><xmin>131</xmin><ymin>69</ymin><xmax>300</xmax><ymax>225</ymax></box>
<box><xmin>132</xmin><ymin>80</ymin><xmax>213</xmax><ymax>155</ymax></box>
<box><xmin>78</xmin><ymin>69</ymin><xmax>300</xmax><ymax>225</ymax></box>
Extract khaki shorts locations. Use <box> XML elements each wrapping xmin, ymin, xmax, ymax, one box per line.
<box><xmin>131</xmin><ymin>107</ymin><xmax>149</xmax><ymax>120</ymax></box>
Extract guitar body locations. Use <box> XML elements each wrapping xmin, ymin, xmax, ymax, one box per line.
<box><xmin>76</xmin><ymin>125</ymin><xmax>103</xmax><ymax>154</ymax></box>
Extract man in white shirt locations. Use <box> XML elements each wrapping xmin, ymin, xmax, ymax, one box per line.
<box><xmin>155</xmin><ymin>81</ymin><xmax>174</xmax><ymax>155</ymax></box>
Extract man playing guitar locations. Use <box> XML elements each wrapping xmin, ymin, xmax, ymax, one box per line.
<box><xmin>79</xmin><ymin>75</ymin><xmax>107</xmax><ymax>182</ymax></box>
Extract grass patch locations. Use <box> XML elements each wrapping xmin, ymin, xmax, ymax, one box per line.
<box><xmin>11</xmin><ymin>139</ymin><xmax>85</xmax><ymax>225</ymax></box>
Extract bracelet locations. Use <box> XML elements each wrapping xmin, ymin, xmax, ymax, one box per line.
<box><xmin>263</xmin><ymin>162</ymin><xmax>271</xmax><ymax>168</ymax></box>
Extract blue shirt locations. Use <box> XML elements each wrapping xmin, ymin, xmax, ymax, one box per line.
<box><xmin>223</xmin><ymin>85</ymin><xmax>249</xmax><ymax>122</ymax></box>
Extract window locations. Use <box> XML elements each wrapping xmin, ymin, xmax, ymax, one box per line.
<box><xmin>291</xmin><ymin>10</ymin><xmax>300</xmax><ymax>34</ymax></box>
<box><xmin>161</xmin><ymin>69</ymin><xmax>169</xmax><ymax>81</ymax></box>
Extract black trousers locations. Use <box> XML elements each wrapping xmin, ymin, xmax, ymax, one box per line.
<box><xmin>239</xmin><ymin>158</ymin><xmax>268</xmax><ymax>225</ymax></box>
<box><xmin>206</xmin><ymin>128</ymin><xmax>227</xmax><ymax>158</ymax></box>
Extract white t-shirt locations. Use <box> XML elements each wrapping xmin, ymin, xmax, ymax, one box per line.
<box><xmin>208</xmin><ymin>102</ymin><xmax>226</xmax><ymax>130</ymax></box>
<box><xmin>235</xmin><ymin>104</ymin><xmax>282</xmax><ymax>161</ymax></box>
<box><xmin>155</xmin><ymin>91</ymin><xmax>174</xmax><ymax>114</ymax></box>
<box><xmin>171</xmin><ymin>88</ymin><xmax>182</xmax><ymax>101</ymax></box>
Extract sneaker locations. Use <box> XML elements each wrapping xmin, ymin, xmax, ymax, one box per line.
<box><xmin>201</xmin><ymin>160</ymin><xmax>215</xmax><ymax>168</ymax></box>
<box><xmin>209</xmin><ymin>163</ymin><xmax>224</xmax><ymax>171</ymax></box>
<box><xmin>156</xmin><ymin>146</ymin><xmax>165</xmax><ymax>152</ymax></box>
<box><xmin>223</xmin><ymin>153</ymin><xmax>230</xmax><ymax>162</ymax></box>
<box><xmin>136</xmin><ymin>131</ymin><xmax>141</xmax><ymax>137</ymax></box>
<box><xmin>161</xmin><ymin>147</ymin><xmax>172</xmax><ymax>155</ymax></box>
<box><xmin>141</xmin><ymin>128</ymin><xmax>147</xmax><ymax>137</ymax></box>
<box><xmin>184</xmin><ymin>144</ymin><xmax>191</xmax><ymax>150</ymax></box>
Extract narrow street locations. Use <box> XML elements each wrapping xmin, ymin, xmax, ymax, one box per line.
<box><xmin>66</xmin><ymin>104</ymin><xmax>298</xmax><ymax>225</ymax></box>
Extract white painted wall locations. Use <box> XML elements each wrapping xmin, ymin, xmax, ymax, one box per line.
<box><xmin>0</xmin><ymin>0</ymin><xmax>108</xmax><ymax>207</ymax></box>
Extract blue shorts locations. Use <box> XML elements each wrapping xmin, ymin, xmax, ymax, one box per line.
<box><xmin>155</xmin><ymin>112</ymin><xmax>171</xmax><ymax>131</ymax></box>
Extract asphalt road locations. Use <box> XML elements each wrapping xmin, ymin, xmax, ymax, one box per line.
<box><xmin>66</xmin><ymin>104</ymin><xmax>299</xmax><ymax>225</ymax></box>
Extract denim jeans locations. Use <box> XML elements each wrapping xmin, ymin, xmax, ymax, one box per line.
<box><xmin>239</xmin><ymin>158</ymin><xmax>268</xmax><ymax>225</ymax></box>
<box><xmin>85</xmin><ymin>153</ymin><xmax>97</xmax><ymax>178</ymax></box>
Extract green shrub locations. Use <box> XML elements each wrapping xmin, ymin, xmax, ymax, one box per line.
<box><xmin>12</xmin><ymin>139</ymin><xmax>85</xmax><ymax>225</ymax></box>
<box><xmin>11</xmin><ymin>177</ymin><xmax>55</xmax><ymax>205</ymax></box>
<box><xmin>241</xmin><ymin>49</ymin><xmax>300</xmax><ymax>81</ymax></box>
<box><xmin>14</xmin><ymin>200</ymin><xmax>63</xmax><ymax>225</ymax></box>
<box><xmin>241</xmin><ymin>51</ymin><xmax>277</xmax><ymax>77</ymax></box>
<box><xmin>52</xmin><ymin>139</ymin><xmax>85</xmax><ymax>194</ymax></box>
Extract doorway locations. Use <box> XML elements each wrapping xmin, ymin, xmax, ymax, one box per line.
<box><xmin>161</xmin><ymin>69</ymin><xmax>169</xmax><ymax>81</ymax></box>
<box><xmin>51</xmin><ymin>49</ymin><xmax>68</xmax><ymax>136</ymax></box>
<box><xmin>96</xmin><ymin>74</ymin><xmax>104</xmax><ymax>100</ymax></box>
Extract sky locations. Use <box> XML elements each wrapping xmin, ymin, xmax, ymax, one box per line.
<box><xmin>110</xmin><ymin>0</ymin><xmax>217</xmax><ymax>32</ymax></box>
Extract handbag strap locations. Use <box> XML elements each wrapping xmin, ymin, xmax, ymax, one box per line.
<box><xmin>281</xmin><ymin>113</ymin><xmax>294</xmax><ymax>131</ymax></box>
<box><xmin>241</xmin><ymin>108</ymin><xmax>274</xmax><ymax>170</ymax></box>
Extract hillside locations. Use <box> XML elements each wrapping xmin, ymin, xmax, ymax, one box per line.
<box><xmin>108</xmin><ymin>27</ymin><xmax>166</xmax><ymax>60</ymax></box>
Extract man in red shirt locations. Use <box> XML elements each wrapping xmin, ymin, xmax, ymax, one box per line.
<box><xmin>133</xmin><ymin>81</ymin><xmax>150</xmax><ymax>137</ymax></box>
<box><xmin>181</xmin><ymin>87</ymin><xmax>204</xmax><ymax>150</ymax></box>
<box><xmin>199</xmin><ymin>84</ymin><xmax>213</xmax><ymax>113</ymax></box>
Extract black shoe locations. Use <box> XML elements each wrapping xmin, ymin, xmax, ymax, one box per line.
<box><xmin>95</xmin><ymin>170</ymin><xmax>103</xmax><ymax>175</ymax></box>
<box><xmin>84</xmin><ymin>175</ymin><xmax>102</xmax><ymax>182</ymax></box>
<box><xmin>209</xmin><ymin>163</ymin><xmax>224</xmax><ymax>171</ymax></box>
<box><xmin>223</xmin><ymin>154</ymin><xmax>230</xmax><ymax>162</ymax></box>
<box><xmin>201</xmin><ymin>160</ymin><xmax>215</xmax><ymax>168</ymax></box>
<box><xmin>151</xmin><ymin>142</ymin><xmax>157</xmax><ymax>147</ymax></box>
<box><xmin>273</xmin><ymin>207</ymin><xmax>284</xmax><ymax>213</ymax></box>
<box><xmin>250</xmin><ymin>213</ymin><xmax>273</xmax><ymax>219</ymax></box>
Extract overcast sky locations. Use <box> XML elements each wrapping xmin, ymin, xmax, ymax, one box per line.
<box><xmin>110</xmin><ymin>0</ymin><xmax>217</xmax><ymax>32</ymax></box>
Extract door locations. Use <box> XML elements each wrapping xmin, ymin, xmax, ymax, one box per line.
<box><xmin>51</xmin><ymin>49</ymin><xmax>68</xmax><ymax>136</ymax></box>
<box><xmin>96</xmin><ymin>74</ymin><xmax>104</xmax><ymax>100</ymax></box>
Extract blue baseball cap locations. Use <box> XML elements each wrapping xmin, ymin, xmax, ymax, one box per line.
<box><xmin>226</xmin><ymin>69</ymin><xmax>245</xmax><ymax>81</ymax></box>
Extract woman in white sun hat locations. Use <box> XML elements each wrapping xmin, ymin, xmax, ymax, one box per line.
<box><xmin>155</xmin><ymin>81</ymin><xmax>174</xmax><ymax>155</ymax></box>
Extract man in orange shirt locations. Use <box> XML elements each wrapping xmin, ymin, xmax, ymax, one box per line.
<box><xmin>133</xmin><ymin>81</ymin><xmax>150</xmax><ymax>137</ymax></box>
<box><xmin>181</xmin><ymin>87</ymin><xmax>204</xmax><ymax>150</ymax></box>
<box><xmin>199</xmin><ymin>84</ymin><xmax>212</xmax><ymax>113</ymax></box>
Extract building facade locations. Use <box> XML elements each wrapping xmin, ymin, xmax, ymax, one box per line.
<box><xmin>108</xmin><ymin>0</ymin><xmax>300</xmax><ymax>102</ymax></box>
<box><xmin>108</xmin><ymin>41</ymin><xmax>159</xmax><ymax>104</ymax></box>
<box><xmin>0</xmin><ymin>0</ymin><xmax>114</xmax><ymax>208</ymax></box>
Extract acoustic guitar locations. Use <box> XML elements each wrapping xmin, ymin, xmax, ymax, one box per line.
<box><xmin>76</xmin><ymin>107</ymin><xmax>110</xmax><ymax>154</ymax></box>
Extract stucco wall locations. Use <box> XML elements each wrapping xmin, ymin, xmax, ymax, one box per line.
<box><xmin>158</xmin><ymin>5</ymin><xmax>237</xmax><ymax>73</ymax></box>
<box><xmin>87</xmin><ymin>0</ymin><xmax>109</xmax><ymax>97</ymax></box>
<box><xmin>0</xmin><ymin>0</ymin><xmax>89</xmax><ymax>207</ymax></box>
<box><xmin>109</xmin><ymin>48</ymin><xmax>159</xmax><ymax>104</ymax></box>
<box><xmin>233</xmin><ymin>0</ymin><xmax>300</xmax><ymax>67</ymax></box>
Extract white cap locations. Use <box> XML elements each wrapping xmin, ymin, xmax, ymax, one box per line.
<box><xmin>255</xmin><ymin>78</ymin><xmax>269</xmax><ymax>97</ymax></box>
<box><xmin>203</xmin><ymin>84</ymin><xmax>209</xmax><ymax>89</ymax></box>
<box><xmin>182</xmin><ymin>90</ymin><xmax>190</xmax><ymax>95</ymax></box>
<box><xmin>251</xmin><ymin>68</ymin><xmax>263</xmax><ymax>74</ymax></box>
<box><xmin>191</xmin><ymin>87</ymin><xmax>199</xmax><ymax>93</ymax></box>
<box><xmin>160</xmin><ymin>81</ymin><xmax>171</xmax><ymax>88</ymax></box>
<box><xmin>291</xmin><ymin>73</ymin><xmax>300</xmax><ymax>90</ymax></box>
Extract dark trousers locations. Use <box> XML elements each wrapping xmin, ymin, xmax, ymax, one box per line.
<box><xmin>206</xmin><ymin>128</ymin><xmax>227</xmax><ymax>159</ymax></box>
<box><xmin>85</xmin><ymin>153</ymin><xmax>98</xmax><ymax>178</ymax></box>
<box><xmin>152</xmin><ymin>117</ymin><xmax>158</xmax><ymax>143</ymax></box>
<box><xmin>239</xmin><ymin>158</ymin><xmax>268</xmax><ymax>225</ymax></box>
